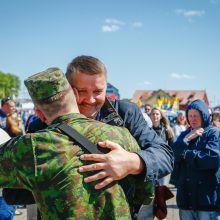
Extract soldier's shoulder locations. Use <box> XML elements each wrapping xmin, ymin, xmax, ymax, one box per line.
<box><xmin>25</xmin><ymin>128</ymin><xmax>55</xmax><ymax>140</ymax></box>
<box><xmin>77</xmin><ymin>117</ymin><xmax>122</xmax><ymax>134</ymax></box>
<box><xmin>22</xmin><ymin>129</ymin><xmax>62</xmax><ymax>149</ymax></box>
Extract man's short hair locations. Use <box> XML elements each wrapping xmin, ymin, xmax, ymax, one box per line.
<box><xmin>65</xmin><ymin>55</ymin><xmax>107</xmax><ymax>80</ymax></box>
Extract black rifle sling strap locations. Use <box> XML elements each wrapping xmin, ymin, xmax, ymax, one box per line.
<box><xmin>56</xmin><ymin>123</ymin><xmax>103</xmax><ymax>154</ymax></box>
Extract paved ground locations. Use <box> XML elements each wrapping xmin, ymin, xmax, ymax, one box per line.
<box><xmin>14</xmin><ymin>207</ymin><xmax>27</xmax><ymax>220</ymax></box>
<box><xmin>14</xmin><ymin>186</ymin><xmax>179</xmax><ymax>220</ymax></box>
<box><xmin>167</xmin><ymin>186</ymin><xmax>179</xmax><ymax>220</ymax></box>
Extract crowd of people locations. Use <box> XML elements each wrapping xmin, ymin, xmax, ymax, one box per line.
<box><xmin>0</xmin><ymin>55</ymin><xmax>220</xmax><ymax>220</ymax></box>
<box><xmin>142</xmin><ymin>100</ymin><xmax>220</xmax><ymax>220</ymax></box>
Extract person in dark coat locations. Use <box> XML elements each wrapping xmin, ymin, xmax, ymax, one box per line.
<box><xmin>172</xmin><ymin>99</ymin><xmax>220</xmax><ymax>220</ymax></box>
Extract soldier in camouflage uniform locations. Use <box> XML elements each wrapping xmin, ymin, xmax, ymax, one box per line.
<box><xmin>0</xmin><ymin>67</ymin><xmax>153</xmax><ymax>220</ymax></box>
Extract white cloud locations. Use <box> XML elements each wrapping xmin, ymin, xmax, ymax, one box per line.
<box><xmin>171</xmin><ymin>73</ymin><xmax>194</xmax><ymax>79</ymax></box>
<box><xmin>143</xmin><ymin>81</ymin><xmax>152</xmax><ymax>85</ymax></box>
<box><xmin>184</xmin><ymin>10</ymin><xmax>205</xmax><ymax>18</ymax></box>
<box><xmin>102</xmin><ymin>25</ymin><xmax>120</xmax><ymax>32</ymax></box>
<box><xmin>132</xmin><ymin>22</ymin><xmax>143</xmax><ymax>28</ymax></box>
<box><xmin>102</xmin><ymin>18</ymin><xmax>124</xmax><ymax>33</ymax></box>
<box><xmin>101</xmin><ymin>18</ymin><xmax>143</xmax><ymax>32</ymax></box>
<box><xmin>175</xmin><ymin>9</ymin><xmax>205</xmax><ymax>21</ymax></box>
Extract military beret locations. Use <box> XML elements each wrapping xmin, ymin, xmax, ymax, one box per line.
<box><xmin>24</xmin><ymin>67</ymin><xmax>70</xmax><ymax>101</ymax></box>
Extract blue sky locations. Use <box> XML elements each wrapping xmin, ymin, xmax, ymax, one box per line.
<box><xmin>0</xmin><ymin>0</ymin><xmax>220</xmax><ymax>106</ymax></box>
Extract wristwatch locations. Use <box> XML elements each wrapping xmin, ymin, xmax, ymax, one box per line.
<box><xmin>183</xmin><ymin>137</ymin><xmax>189</xmax><ymax>145</ymax></box>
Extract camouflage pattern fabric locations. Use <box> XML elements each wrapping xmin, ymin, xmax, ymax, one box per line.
<box><xmin>0</xmin><ymin>113</ymin><xmax>154</xmax><ymax>220</ymax></box>
<box><xmin>24</xmin><ymin>67</ymin><xmax>70</xmax><ymax>101</ymax></box>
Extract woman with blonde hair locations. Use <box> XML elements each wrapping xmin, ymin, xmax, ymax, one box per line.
<box><xmin>150</xmin><ymin>107</ymin><xmax>174</xmax><ymax>146</ymax></box>
<box><xmin>150</xmin><ymin>107</ymin><xmax>174</xmax><ymax>186</ymax></box>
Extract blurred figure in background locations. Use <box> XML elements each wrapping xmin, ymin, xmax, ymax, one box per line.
<box><xmin>172</xmin><ymin>111</ymin><xmax>188</xmax><ymax>141</ymax></box>
<box><xmin>0</xmin><ymin>97</ymin><xmax>15</xmax><ymax>131</ymax></box>
<box><xmin>0</xmin><ymin>129</ymin><xmax>15</xmax><ymax>220</ymax></box>
<box><xmin>25</xmin><ymin>112</ymin><xmax>47</xmax><ymax>133</ymax></box>
<box><xmin>21</xmin><ymin>110</ymin><xmax>30</xmax><ymax>127</ymax></box>
<box><xmin>150</xmin><ymin>107</ymin><xmax>174</xmax><ymax>186</ymax></box>
<box><xmin>0</xmin><ymin>97</ymin><xmax>21</xmax><ymax>219</ymax></box>
<box><xmin>142</xmin><ymin>103</ymin><xmax>152</xmax><ymax>127</ymax></box>
<box><xmin>4</xmin><ymin>111</ymin><xmax>24</xmax><ymax>216</ymax></box>
<box><xmin>6</xmin><ymin>111</ymin><xmax>23</xmax><ymax>137</ymax></box>
<box><xmin>144</xmin><ymin>103</ymin><xmax>152</xmax><ymax>116</ymax></box>
<box><xmin>208</xmin><ymin>107</ymin><xmax>220</xmax><ymax>128</ymax></box>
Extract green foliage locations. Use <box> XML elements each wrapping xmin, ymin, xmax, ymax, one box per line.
<box><xmin>0</xmin><ymin>70</ymin><xmax>21</xmax><ymax>99</ymax></box>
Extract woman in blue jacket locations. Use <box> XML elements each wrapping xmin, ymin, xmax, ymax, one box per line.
<box><xmin>172</xmin><ymin>99</ymin><xmax>220</xmax><ymax>220</ymax></box>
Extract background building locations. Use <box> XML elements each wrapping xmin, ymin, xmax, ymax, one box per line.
<box><xmin>132</xmin><ymin>89</ymin><xmax>209</xmax><ymax>110</ymax></box>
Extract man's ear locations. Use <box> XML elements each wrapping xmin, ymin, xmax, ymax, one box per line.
<box><xmin>72</xmin><ymin>88</ymin><xmax>79</xmax><ymax>103</ymax></box>
<box><xmin>35</xmin><ymin>108</ymin><xmax>46</xmax><ymax>122</ymax></box>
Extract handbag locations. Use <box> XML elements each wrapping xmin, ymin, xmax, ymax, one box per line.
<box><xmin>153</xmin><ymin>181</ymin><xmax>174</xmax><ymax>219</ymax></box>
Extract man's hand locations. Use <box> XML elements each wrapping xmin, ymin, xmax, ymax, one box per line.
<box><xmin>78</xmin><ymin>140</ymin><xmax>144</xmax><ymax>189</ymax></box>
<box><xmin>186</xmin><ymin>128</ymin><xmax>204</xmax><ymax>141</ymax></box>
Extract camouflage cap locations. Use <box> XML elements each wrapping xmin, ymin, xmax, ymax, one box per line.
<box><xmin>24</xmin><ymin>67</ymin><xmax>70</xmax><ymax>101</ymax></box>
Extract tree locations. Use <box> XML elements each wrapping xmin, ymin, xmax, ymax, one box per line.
<box><xmin>0</xmin><ymin>70</ymin><xmax>21</xmax><ymax>99</ymax></box>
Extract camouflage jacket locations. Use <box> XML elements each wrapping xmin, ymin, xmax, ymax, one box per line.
<box><xmin>0</xmin><ymin>113</ymin><xmax>153</xmax><ymax>220</ymax></box>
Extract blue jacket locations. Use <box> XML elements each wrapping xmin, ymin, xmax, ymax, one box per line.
<box><xmin>172</xmin><ymin>99</ymin><xmax>220</xmax><ymax>211</ymax></box>
<box><xmin>0</xmin><ymin>109</ymin><xmax>6</xmax><ymax>130</ymax></box>
<box><xmin>107</xmin><ymin>100</ymin><xmax>174</xmax><ymax>181</ymax></box>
